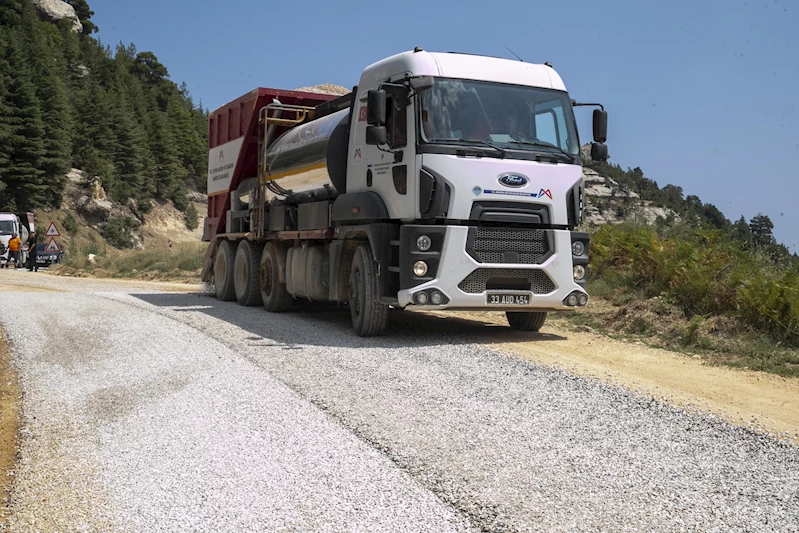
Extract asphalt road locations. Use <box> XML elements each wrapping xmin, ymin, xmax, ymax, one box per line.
<box><xmin>0</xmin><ymin>269</ymin><xmax>797</xmax><ymax>532</ymax></box>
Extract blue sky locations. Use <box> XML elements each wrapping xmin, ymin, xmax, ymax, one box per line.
<box><xmin>93</xmin><ymin>0</ymin><xmax>798</xmax><ymax>250</ymax></box>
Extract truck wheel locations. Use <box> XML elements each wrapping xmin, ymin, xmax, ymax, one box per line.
<box><xmin>234</xmin><ymin>240</ymin><xmax>264</xmax><ymax>306</ymax></box>
<box><xmin>349</xmin><ymin>244</ymin><xmax>388</xmax><ymax>337</ymax></box>
<box><xmin>260</xmin><ymin>242</ymin><xmax>292</xmax><ymax>312</ymax></box>
<box><xmin>213</xmin><ymin>240</ymin><xmax>236</xmax><ymax>301</ymax></box>
<box><xmin>506</xmin><ymin>311</ymin><xmax>547</xmax><ymax>332</ymax></box>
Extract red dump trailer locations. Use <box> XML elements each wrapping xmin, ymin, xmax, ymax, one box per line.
<box><xmin>204</xmin><ymin>88</ymin><xmax>339</xmax><ymax>244</ymax></box>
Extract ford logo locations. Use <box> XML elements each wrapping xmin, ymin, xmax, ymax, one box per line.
<box><xmin>498</xmin><ymin>173</ymin><xmax>529</xmax><ymax>188</ymax></box>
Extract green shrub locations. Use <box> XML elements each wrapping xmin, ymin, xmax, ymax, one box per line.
<box><xmin>590</xmin><ymin>222</ymin><xmax>799</xmax><ymax>347</ymax></box>
<box><xmin>103</xmin><ymin>216</ymin><xmax>133</xmax><ymax>249</ymax></box>
<box><xmin>62</xmin><ymin>212</ymin><xmax>79</xmax><ymax>235</ymax></box>
<box><xmin>171</xmin><ymin>189</ymin><xmax>189</xmax><ymax>212</ymax></box>
<box><xmin>138</xmin><ymin>199</ymin><xmax>154</xmax><ymax>215</ymax></box>
<box><xmin>185</xmin><ymin>203</ymin><xmax>199</xmax><ymax>230</ymax></box>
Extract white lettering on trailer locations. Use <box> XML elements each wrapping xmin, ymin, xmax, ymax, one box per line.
<box><xmin>207</xmin><ymin>137</ymin><xmax>245</xmax><ymax>195</ymax></box>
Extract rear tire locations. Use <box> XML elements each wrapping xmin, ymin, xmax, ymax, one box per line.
<box><xmin>213</xmin><ymin>240</ymin><xmax>237</xmax><ymax>301</ymax></box>
<box><xmin>234</xmin><ymin>240</ymin><xmax>264</xmax><ymax>306</ymax></box>
<box><xmin>260</xmin><ymin>242</ymin><xmax>292</xmax><ymax>312</ymax></box>
<box><xmin>349</xmin><ymin>244</ymin><xmax>388</xmax><ymax>337</ymax></box>
<box><xmin>506</xmin><ymin>311</ymin><xmax>547</xmax><ymax>331</ymax></box>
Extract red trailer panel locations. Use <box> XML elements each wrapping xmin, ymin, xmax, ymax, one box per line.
<box><xmin>206</xmin><ymin>88</ymin><xmax>337</xmax><ymax>241</ymax></box>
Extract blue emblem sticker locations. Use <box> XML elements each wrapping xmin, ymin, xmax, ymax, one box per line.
<box><xmin>473</xmin><ymin>186</ymin><xmax>482</xmax><ymax>196</ymax></box>
<box><xmin>498</xmin><ymin>173</ymin><xmax>529</xmax><ymax>188</ymax></box>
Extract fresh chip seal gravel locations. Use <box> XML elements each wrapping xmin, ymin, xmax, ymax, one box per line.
<box><xmin>0</xmin><ymin>271</ymin><xmax>797</xmax><ymax>532</ymax></box>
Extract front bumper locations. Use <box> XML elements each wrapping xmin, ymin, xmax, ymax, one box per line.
<box><xmin>397</xmin><ymin>225</ymin><xmax>588</xmax><ymax>311</ymax></box>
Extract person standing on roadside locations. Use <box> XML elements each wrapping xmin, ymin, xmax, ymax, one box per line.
<box><xmin>26</xmin><ymin>231</ymin><xmax>38</xmax><ymax>272</ymax></box>
<box><xmin>4</xmin><ymin>232</ymin><xmax>21</xmax><ymax>269</ymax></box>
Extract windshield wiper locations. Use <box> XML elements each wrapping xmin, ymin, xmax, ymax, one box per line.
<box><xmin>430</xmin><ymin>138</ymin><xmax>507</xmax><ymax>158</ymax></box>
<box><xmin>508</xmin><ymin>140</ymin><xmax>575</xmax><ymax>162</ymax></box>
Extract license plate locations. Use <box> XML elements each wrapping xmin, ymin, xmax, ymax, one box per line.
<box><xmin>487</xmin><ymin>293</ymin><xmax>530</xmax><ymax>305</ymax></box>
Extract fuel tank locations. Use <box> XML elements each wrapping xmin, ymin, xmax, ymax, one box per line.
<box><xmin>264</xmin><ymin>108</ymin><xmax>349</xmax><ymax>196</ymax></box>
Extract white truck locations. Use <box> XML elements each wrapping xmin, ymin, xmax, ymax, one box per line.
<box><xmin>0</xmin><ymin>212</ymin><xmax>34</xmax><ymax>267</ymax></box>
<box><xmin>201</xmin><ymin>49</ymin><xmax>609</xmax><ymax>336</ymax></box>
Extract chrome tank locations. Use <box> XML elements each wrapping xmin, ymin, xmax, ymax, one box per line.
<box><xmin>264</xmin><ymin>108</ymin><xmax>348</xmax><ymax>196</ymax></box>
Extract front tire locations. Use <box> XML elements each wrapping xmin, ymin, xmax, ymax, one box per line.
<box><xmin>234</xmin><ymin>240</ymin><xmax>264</xmax><ymax>306</ymax></box>
<box><xmin>506</xmin><ymin>311</ymin><xmax>547</xmax><ymax>331</ymax></box>
<box><xmin>260</xmin><ymin>242</ymin><xmax>292</xmax><ymax>312</ymax></box>
<box><xmin>213</xmin><ymin>240</ymin><xmax>236</xmax><ymax>301</ymax></box>
<box><xmin>349</xmin><ymin>244</ymin><xmax>388</xmax><ymax>337</ymax></box>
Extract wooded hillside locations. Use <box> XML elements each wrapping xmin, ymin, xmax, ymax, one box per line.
<box><xmin>0</xmin><ymin>0</ymin><xmax>207</xmax><ymax>214</ymax></box>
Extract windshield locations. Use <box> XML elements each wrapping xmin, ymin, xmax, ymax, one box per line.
<box><xmin>0</xmin><ymin>221</ymin><xmax>14</xmax><ymax>235</ymax></box>
<box><xmin>419</xmin><ymin>78</ymin><xmax>580</xmax><ymax>158</ymax></box>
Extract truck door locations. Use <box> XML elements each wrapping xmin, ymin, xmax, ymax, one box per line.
<box><xmin>354</xmin><ymin>77</ymin><xmax>417</xmax><ymax>220</ymax></box>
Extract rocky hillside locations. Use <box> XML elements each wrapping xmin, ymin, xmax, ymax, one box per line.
<box><xmin>48</xmin><ymin>168</ymin><xmax>205</xmax><ymax>252</ymax></box>
<box><xmin>582</xmin><ymin>166</ymin><xmax>679</xmax><ymax>226</ymax></box>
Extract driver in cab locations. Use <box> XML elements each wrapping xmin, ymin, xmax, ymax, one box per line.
<box><xmin>466</xmin><ymin>101</ymin><xmax>532</xmax><ymax>142</ymax></box>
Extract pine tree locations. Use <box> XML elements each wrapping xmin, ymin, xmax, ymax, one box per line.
<box><xmin>29</xmin><ymin>18</ymin><xmax>73</xmax><ymax>207</ymax></box>
<box><xmin>749</xmin><ymin>214</ymin><xmax>776</xmax><ymax>247</ymax></box>
<box><xmin>73</xmin><ymin>82</ymin><xmax>117</xmax><ymax>191</ymax></box>
<box><xmin>147</xmin><ymin>102</ymin><xmax>184</xmax><ymax>208</ymax></box>
<box><xmin>731</xmin><ymin>216</ymin><xmax>752</xmax><ymax>248</ymax></box>
<box><xmin>66</xmin><ymin>0</ymin><xmax>98</xmax><ymax>33</ymax></box>
<box><xmin>1</xmin><ymin>33</ymin><xmax>47</xmax><ymax>210</ymax></box>
<box><xmin>111</xmin><ymin>90</ymin><xmax>149</xmax><ymax>200</ymax></box>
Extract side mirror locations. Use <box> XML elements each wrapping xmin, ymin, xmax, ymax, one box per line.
<box><xmin>367</xmin><ymin>90</ymin><xmax>386</xmax><ymax>126</ymax></box>
<box><xmin>366</xmin><ymin>126</ymin><xmax>387</xmax><ymax>146</ymax></box>
<box><xmin>409</xmin><ymin>76</ymin><xmax>434</xmax><ymax>92</ymax></box>
<box><xmin>590</xmin><ymin>142</ymin><xmax>608</xmax><ymax>161</ymax></box>
<box><xmin>592</xmin><ymin>109</ymin><xmax>607</xmax><ymax>144</ymax></box>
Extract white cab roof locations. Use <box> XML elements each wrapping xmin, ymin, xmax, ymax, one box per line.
<box><xmin>361</xmin><ymin>50</ymin><xmax>567</xmax><ymax>92</ymax></box>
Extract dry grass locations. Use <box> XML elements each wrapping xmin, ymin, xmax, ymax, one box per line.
<box><xmin>52</xmin><ymin>241</ymin><xmax>207</xmax><ymax>283</ymax></box>
<box><xmin>560</xmin><ymin>287</ymin><xmax>799</xmax><ymax>378</ymax></box>
<box><xmin>0</xmin><ymin>329</ymin><xmax>21</xmax><ymax>523</ymax></box>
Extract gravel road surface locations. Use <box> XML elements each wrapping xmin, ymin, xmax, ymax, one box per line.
<box><xmin>0</xmin><ymin>270</ymin><xmax>797</xmax><ymax>532</ymax></box>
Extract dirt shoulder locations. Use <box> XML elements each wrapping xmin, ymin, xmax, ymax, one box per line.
<box><xmin>434</xmin><ymin>310</ymin><xmax>799</xmax><ymax>444</ymax></box>
<box><xmin>0</xmin><ymin>329</ymin><xmax>21</xmax><ymax>522</ymax></box>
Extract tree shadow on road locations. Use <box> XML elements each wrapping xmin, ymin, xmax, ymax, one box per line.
<box><xmin>132</xmin><ymin>292</ymin><xmax>568</xmax><ymax>350</ymax></box>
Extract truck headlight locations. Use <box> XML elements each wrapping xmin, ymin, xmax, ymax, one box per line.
<box><xmin>413</xmin><ymin>261</ymin><xmax>428</xmax><ymax>277</ymax></box>
<box><xmin>573</xmin><ymin>265</ymin><xmax>586</xmax><ymax>280</ymax></box>
<box><xmin>416</xmin><ymin>235</ymin><xmax>432</xmax><ymax>251</ymax></box>
<box><xmin>572</xmin><ymin>241</ymin><xmax>584</xmax><ymax>256</ymax></box>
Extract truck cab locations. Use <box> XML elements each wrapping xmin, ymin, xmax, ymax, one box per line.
<box><xmin>345</xmin><ymin>50</ymin><xmax>601</xmax><ymax>315</ymax></box>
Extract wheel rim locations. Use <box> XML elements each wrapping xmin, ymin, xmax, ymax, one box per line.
<box><xmin>350</xmin><ymin>269</ymin><xmax>361</xmax><ymax>319</ymax></box>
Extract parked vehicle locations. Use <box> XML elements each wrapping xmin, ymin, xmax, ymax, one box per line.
<box><xmin>201</xmin><ymin>49</ymin><xmax>608</xmax><ymax>336</ymax></box>
<box><xmin>35</xmin><ymin>242</ymin><xmax>64</xmax><ymax>266</ymax></box>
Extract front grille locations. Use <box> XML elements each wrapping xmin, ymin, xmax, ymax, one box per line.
<box><xmin>470</xmin><ymin>227</ymin><xmax>550</xmax><ymax>264</ymax></box>
<box><xmin>458</xmin><ymin>268</ymin><xmax>556</xmax><ymax>294</ymax></box>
